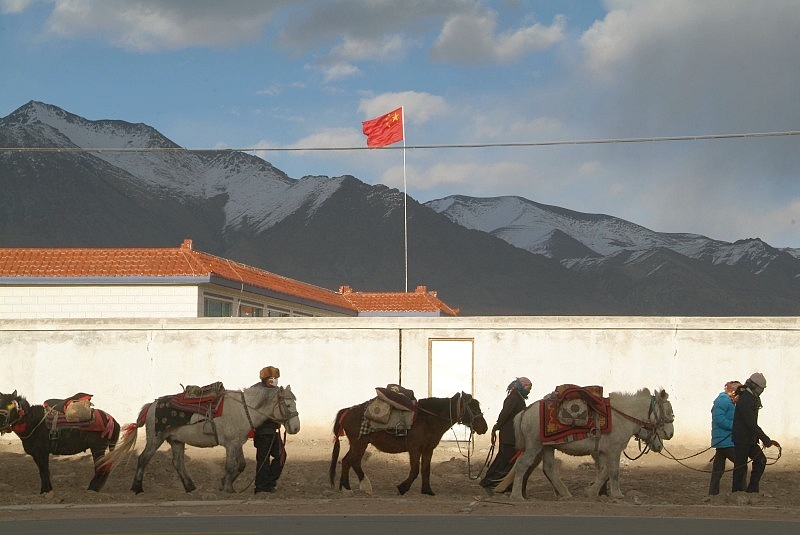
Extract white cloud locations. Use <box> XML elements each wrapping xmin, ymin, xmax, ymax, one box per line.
<box><xmin>43</xmin><ymin>0</ymin><xmax>283</xmax><ymax>52</ymax></box>
<box><xmin>358</xmin><ymin>91</ymin><xmax>449</xmax><ymax>126</ymax></box>
<box><xmin>431</xmin><ymin>11</ymin><xmax>565</xmax><ymax>64</ymax></box>
<box><xmin>0</xmin><ymin>0</ymin><xmax>35</xmax><ymax>14</ymax></box>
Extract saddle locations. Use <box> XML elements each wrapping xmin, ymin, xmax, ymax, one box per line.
<box><xmin>152</xmin><ymin>381</ymin><xmax>226</xmax><ymax>434</ymax></box>
<box><xmin>361</xmin><ymin>384</ymin><xmax>417</xmax><ymax>437</ymax></box>
<box><xmin>42</xmin><ymin>393</ymin><xmax>116</xmax><ymax>441</ymax></box>
<box><xmin>540</xmin><ymin>384</ymin><xmax>611</xmax><ymax>445</ymax></box>
<box><xmin>44</xmin><ymin>392</ymin><xmax>93</xmax><ymax>422</ymax></box>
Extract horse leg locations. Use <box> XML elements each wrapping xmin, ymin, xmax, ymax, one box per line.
<box><xmin>397</xmin><ymin>450</ymin><xmax>421</xmax><ymax>495</ymax></box>
<box><xmin>87</xmin><ymin>444</ymin><xmax>110</xmax><ymax>492</ymax></box>
<box><xmin>339</xmin><ymin>447</ymin><xmax>352</xmax><ymax>490</ymax></box>
<box><xmin>541</xmin><ymin>448</ymin><xmax>572</xmax><ymax>498</ymax></box>
<box><xmin>586</xmin><ymin>452</ymin><xmax>610</xmax><ymax>497</ymax></box>
<box><xmin>31</xmin><ymin>450</ymin><xmax>53</xmax><ymax>494</ymax></box>
<box><xmin>349</xmin><ymin>443</ymin><xmax>371</xmax><ymax>493</ymax></box>
<box><xmin>167</xmin><ymin>438</ymin><xmax>196</xmax><ymax>493</ymax></box>
<box><xmin>510</xmin><ymin>446</ymin><xmax>542</xmax><ymax>501</ymax></box>
<box><xmin>419</xmin><ymin>449</ymin><xmax>435</xmax><ymax>496</ymax></box>
<box><xmin>131</xmin><ymin>431</ymin><xmax>165</xmax><ymax>494</ymax></box>
<box><xmin>606</xmin><ymin>453</ymin><xmax>624</xmax><ymax>498</ymax></box>
<box><xmin>219</xmin><ymin>445</ymin><xmax>246</xmax><ymax>493</ymax></box>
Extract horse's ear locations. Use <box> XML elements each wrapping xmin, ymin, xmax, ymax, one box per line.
<box><xmin>11</xmin><ymin>390</ymin><xmax>16</xmax><ymax>397</ymax></box>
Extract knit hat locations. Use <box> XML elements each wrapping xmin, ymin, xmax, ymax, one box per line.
<box><xmin>748</xmin><ymin>372</ymin><xmax>766</xmax><ymax>389</ymax></box>
<box><xmin>259</xmin><ymin>366</ymin><xmax>280</xmax><ymax>380</ymax></box>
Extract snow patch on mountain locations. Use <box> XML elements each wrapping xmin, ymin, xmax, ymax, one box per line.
<box><xmin>10</xmin><ymin>101</ymin><xmax>343</xmax><ymax>233</ymax></box>
<box><xmin>426</xmin><ymin>195</ymin><xmax>787</xmax><ymax>273</ymax></box>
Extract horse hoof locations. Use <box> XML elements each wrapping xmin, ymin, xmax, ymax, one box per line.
<box><xmin>397</xmin><ymin>486</ymin><xmax>408</xmax><ymax>495</ymax></box>
<box><xmin>422</xmin><ymin>489</ymin><xmax>435</xmax><ymax>496</ymax></box>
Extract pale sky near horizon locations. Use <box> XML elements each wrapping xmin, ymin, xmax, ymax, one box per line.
<box><xmin>3</xmin><ymin>0</ymin><xmax>800</xmax><ymax>247</ymax></box>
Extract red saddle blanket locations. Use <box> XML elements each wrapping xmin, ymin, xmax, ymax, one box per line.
<box><xmin>46</xmin><ymin>408</ymin><xmax>117</xmax><ymax>440</ymax></box>
<box><xmin>540</xmin><ymin>384</ymin><xmax>611</xmax><ymax>445</ymax></box>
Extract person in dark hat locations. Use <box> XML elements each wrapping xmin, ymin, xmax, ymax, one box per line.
<box><xmin>708</xmin><ymin>380</ymin><xmax>741</xmax><ymax>495</ymax></box>
<box><xmin>253</xmin><ymin>366</ymin><xmax>285</xmax><ymax>493</ymax></box>
<box><xmin>479</xmin><ymin>376</ymin><xmax>532</xmax><ymax>491</ymax></box>
<box><xmin>731</xmin><ymin>372</ymin><xmax>780</xmax><ymax>494</ymax></box>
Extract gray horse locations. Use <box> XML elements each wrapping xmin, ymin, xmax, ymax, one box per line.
<box><xmin>101</xmin><ymin>384</ymin><xmax>299</xmax><ymax>493</ymax></box>
<box><xmin>494</xmin><ymin>387</ymin><xmax>673</xmax><ymax>500</ymax></box>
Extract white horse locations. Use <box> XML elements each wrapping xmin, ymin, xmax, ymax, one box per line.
<box><xmin>101</xmin><ymin>384</ymin><xmax>299</xmax><ymax>493</ymax></box>
<box><xmin>494</xmin><ymin>387</ymin><xmax>673</xmax><ymax>500</ymax></box>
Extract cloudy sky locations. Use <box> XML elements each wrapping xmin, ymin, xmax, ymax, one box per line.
<box><xmin>2</xmin><ymin>0</ymin><xmax>800</xmax><ymax>247</ymax></box>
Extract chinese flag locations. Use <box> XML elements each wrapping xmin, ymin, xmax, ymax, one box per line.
<box><xmin>362</xmin><ymin>107</ymin><xmax>403</xmax><ymax>147</ymax></box>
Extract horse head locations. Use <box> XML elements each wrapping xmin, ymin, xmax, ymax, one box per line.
<box><xmin>276</xmin><ymin>385</ymin><xmax>300</xmax><ymax>435</ymax></box>
<box><xmin>0</xmin><ymin>390</ymin><xmax>23</xmax><ymax>433</ymax></box>
<box><xmin>653</xmin><ymin>389</ymin><xmax>675</xmax><ymax>440</ymax></box>
<box><xmin>635</xmin><ymin>388</ymin><xmax>674</xmax><ymax>452</ymax></box>
<box><xmin>458</xmin><ymin>393</ymin><xmax>488</xmax><ymax>435</ymax></box>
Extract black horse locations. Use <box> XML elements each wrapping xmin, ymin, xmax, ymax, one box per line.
<box><xmin>0</xmin><ymin>390</ymin><xmax>121</xmax><ymax>493</ymax></box>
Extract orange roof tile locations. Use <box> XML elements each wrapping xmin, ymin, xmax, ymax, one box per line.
<box><xmin>0</xmin><ymin>239</ymin><xmax>353</xmax><ymax>313</ymax></box>
<box><xmin>0</xmin><ymin>240</ymin><xmax>460</xmax><ymax>316</ymax></box>
<box><xmin>339</xmin><ymin>285</ymin><xmax>459</xmax><ymax>316</ymax></box>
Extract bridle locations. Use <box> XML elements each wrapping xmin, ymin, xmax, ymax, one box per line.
<box><xmin>0</xmin><ymin>399</ymin><xmax>23</xmax><ymax>434</ymax></box>
<box><xmin>613</xmin><ymin>393</ymin><xmax>674</xmax><ymax>457</ymax></box>
<box><xmin>449</xmin><ymin>392</ymin><xmax>484</xmax><ymax>429</ymax></box>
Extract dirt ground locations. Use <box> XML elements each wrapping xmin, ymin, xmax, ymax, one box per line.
<box><xmin>0</xmin><ymin>435</ymin><xmax>797</xmax><ymax>521</ymax></box>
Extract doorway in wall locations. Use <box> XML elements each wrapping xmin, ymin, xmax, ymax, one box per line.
<box><xmin>428</xmin><ymin>338</ymin><xmax>474</xmax><ymax>441</ymax></box>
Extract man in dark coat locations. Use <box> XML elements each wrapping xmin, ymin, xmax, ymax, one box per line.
<box><xmin>731</xmin><ymin>372</ymin><xmax>780</xmax><ymax>494</ymax></box>
<box><xmin>253</xmin><ymin>366</ymin><xmax>285</xmax><ymax>493</ymax></box>
<box><xmin>479</xmin><ymin>377</ymin><xmax>532</xmax><ymax>490</ymax></box>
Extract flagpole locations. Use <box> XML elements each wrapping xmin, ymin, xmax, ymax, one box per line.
<box><xmin>402</xmin><ymin>106</ymin><xmax>407</xmax><ymax>293</ymax></box>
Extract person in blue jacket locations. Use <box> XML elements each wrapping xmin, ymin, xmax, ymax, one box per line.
<box><xmin>708</xmin><ymin>380</ymin><xmax>741</xmax><ymax>495</ymax></box>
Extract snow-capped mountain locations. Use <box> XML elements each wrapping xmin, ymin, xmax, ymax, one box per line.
<box><xmin>425</xmin><ymin>195</ymin><xmax>799</xmax><ymax>276</ymax></box>
<box><xmin>3</xmin><ymin>100</ymin><xmax>800</xmax><ymax>315</ymax></box>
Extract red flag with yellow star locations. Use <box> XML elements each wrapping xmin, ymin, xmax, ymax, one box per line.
<box><xmin>362</xmin><ymin>107</ymin><xmax>403</xmax><ymax>147</ymax></box>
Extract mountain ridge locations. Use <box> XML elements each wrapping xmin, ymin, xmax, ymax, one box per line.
<box><xmin>3</xmin><ymin>100</ymin><xmax>800</xmax><ymax>315</ymax></box>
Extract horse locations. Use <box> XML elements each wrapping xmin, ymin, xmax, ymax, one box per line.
<box><xmin>0</xmin><ymin>390</ymin><xmax>122</xmax><ymax>494</ymax></box>
<box><xmin>329</xmin><ymin>392</ymin><xmax>488</xmax><ymax>495</ymax></box>
<box><xmin>493</xmin><ymin>387</ymin><xmax>674</xmax><ymax>500</ymax></box>
<box><xmin>100</xmin><ymin>384</ymin><xmax>300</xmax><ymax>494</ymax></box>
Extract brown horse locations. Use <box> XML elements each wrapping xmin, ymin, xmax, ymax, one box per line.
<box><xmin>329</xmin><ymin>392</ymin><xmax>488</xmax><ymax>495</ymax></box>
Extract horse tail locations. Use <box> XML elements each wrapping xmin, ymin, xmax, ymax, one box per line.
<box><xmin>329</xmin><ymin>407</ymin><xmax>348</xmax><ymax>487</ymax></box>
<box><xmin>96</xmin><ymin>422</ymin><xmax>138</xmax><ymax>473</ymax></box>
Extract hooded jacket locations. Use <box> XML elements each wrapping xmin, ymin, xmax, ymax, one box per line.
<box><xmin>732</xmin><ymin>387</ymin><xmax>772</xmax><ymax>447</ymax></box>
<box><xmin>710</xmin><ymin>391</ymin><xmax>736</xmax><ymax>448</ymax></box>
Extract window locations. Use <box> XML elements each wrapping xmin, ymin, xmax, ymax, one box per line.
<box><xmin>267</xmin><ymin>306</ymin><xmax>290</xmax><ymax>317</ymax></box>
<box><xmin>204</xmin><ymin>297</ymin><xmax>232</xmax><ymax>317</ymax></box>
<box><xmin>239</xmin><ymin>303</ymin><xmax>263</xmax><ymax>317</ymax></box>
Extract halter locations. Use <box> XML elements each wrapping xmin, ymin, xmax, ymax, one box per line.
<box><xmin>613</xmin><ymin>393</ymin><xmax>674</xmax><ymax>454</ymax></box>
<box><xmin>0</xmin><ymin>399</ymin><xmax>23</xmax><ymax>433</ymax></box>
<box><xmin>447</xmin><ymin>392</ymin><xmax>483</xmax><ymax>429</ymax></box>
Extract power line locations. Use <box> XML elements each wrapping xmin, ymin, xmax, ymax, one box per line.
<box><xmin>1</xmin><ymin>130</ymin><xmax>799</xmax><ymax>153</ymax></box>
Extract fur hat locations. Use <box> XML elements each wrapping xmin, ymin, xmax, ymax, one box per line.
<box><xmin>748</xmin><ymin>372</ymin><xmax>766</xmax><ymax>388</ymax></box>
<box><xmin>259</xmin><ymin>366</ymin><xmax>280</xmax><ymax>380</ymax></box>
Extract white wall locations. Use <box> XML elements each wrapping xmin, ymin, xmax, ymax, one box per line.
<box><xmin>0</xmin><ymin>285</ymin><xmax>200</xmax><ymax>319</ymax></box>
<box><xmin>1</xmin><ymin>316</ymin><xmax>796</xmax><ymax>451</ymax></box>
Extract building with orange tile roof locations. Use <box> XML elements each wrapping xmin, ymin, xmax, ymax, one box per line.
<box><xmin>0</xmin><ymin>239</ymin><xmax>458</xmax><ymax>318</ymax></box>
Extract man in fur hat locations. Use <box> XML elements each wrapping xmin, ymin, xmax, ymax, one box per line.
<box><xmin>731</xmin><ymin>372</ymin><xmax>780</xmax><ymax>494</ymax></box>
<box><xmin>253</xmin><ymin>366</ymin><xmax>285</xmax><ymax>493</ymax></box>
